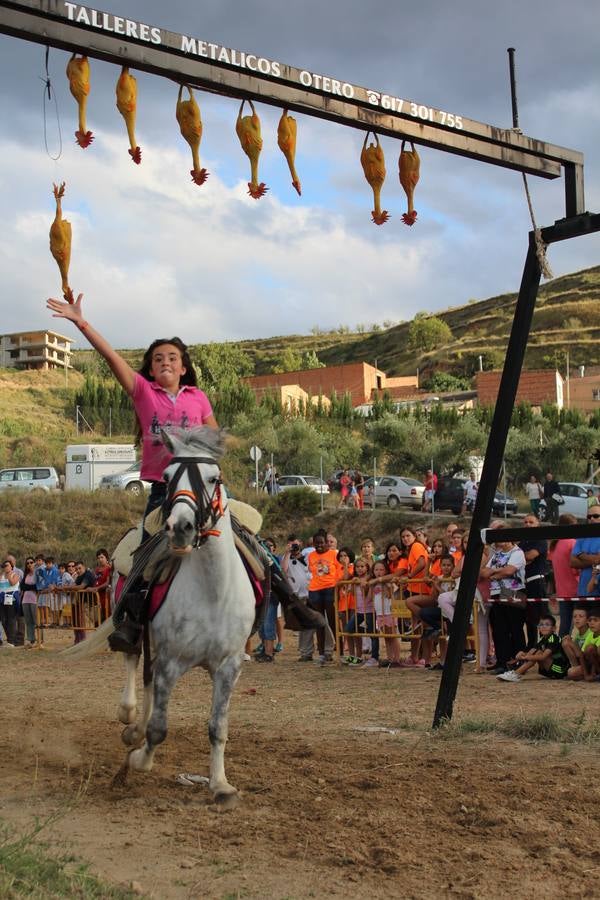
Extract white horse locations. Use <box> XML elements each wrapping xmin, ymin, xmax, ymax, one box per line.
<box><xmin>66</xmin><ymin>427</ymin><xmax>255</xmax><ymax>808</ymax></box>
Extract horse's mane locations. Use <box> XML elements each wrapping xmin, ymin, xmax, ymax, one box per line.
<box><xmin>162</xmin><ymin>426</ymin><xmax>226</xmax><ymax>460</ymax></box>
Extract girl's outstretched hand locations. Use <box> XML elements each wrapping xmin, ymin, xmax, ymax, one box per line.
<box><xmin>47</xmin><ymin>293</ymin><xmax>84</xmax><ymax>325</ymax></box>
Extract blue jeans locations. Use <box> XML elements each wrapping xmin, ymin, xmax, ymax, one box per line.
<box><xmin>142</xmin><ymin>482</ymin><xmax>167</xmax><ymax>540</ymax></box>
<box><xmin>344</xmin><ymin>612</ymin><xmax>379</xmax><ymax>660</ymax></box>
<box><xmin>259</xmin><ymin>596</ymin><xmax>278</xmax><ymax>642</ymax></box>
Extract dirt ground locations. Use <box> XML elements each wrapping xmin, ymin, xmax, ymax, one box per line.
<box><xmin>1</xmin><ymin>631</ymin><xmax>599</xmax><ymax>900</ymax></box>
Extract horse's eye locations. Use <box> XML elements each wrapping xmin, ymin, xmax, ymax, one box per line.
<box><xmin>209</xmin><ymin>476</ymin><xmax>217</xmax><ymax>484</ymax></box>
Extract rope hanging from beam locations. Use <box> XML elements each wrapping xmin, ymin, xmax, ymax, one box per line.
<box><xmin>40</xmin><ymin>46</ymin><xmax>62</xmax><ymax>160</ymax></box>
<box><xmin>522</xmin><ymin>173</ymin><xmax>553</xmax><ymax>280</ymax></box>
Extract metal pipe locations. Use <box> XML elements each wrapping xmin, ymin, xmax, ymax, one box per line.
<box><xmin>433</xmin><ymin>233</ymin><xmax>541</xmax><ymax>728</ymax></box>
<box><xmin>507</xmin><ymin>47</ymin><xmax>519</xmax><ymax>129</ymax></box>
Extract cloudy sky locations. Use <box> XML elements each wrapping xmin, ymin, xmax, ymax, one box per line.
<box><xmin>0</xmin><ymin>0</ymin><xmax>598</xmax><ymax>348</ymax></box>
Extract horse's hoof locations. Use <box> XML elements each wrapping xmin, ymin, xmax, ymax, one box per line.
<box><xmin>213</xmin><ymin>790</ymin><xmax>240</xmax><ymax>811</ymax></box>
<box><xmin>118</xmin><ymin>705</ymin><xmax>136</xmax><ymax>725</ymax></box>
<box><xmin>128</xmin><ymin>747</ymin><xmax>153</xmax><ymax>773</ymax></box>
<box><xmin>121</xmin><ymin>724</ymin><xmax>143</xmax><ymax>747</ymax></box>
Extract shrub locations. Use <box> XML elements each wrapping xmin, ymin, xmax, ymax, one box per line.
<box><xmin>268</xmin><ymin>487</ymin><xmax>320</xmax><ymax>521</ymax></box>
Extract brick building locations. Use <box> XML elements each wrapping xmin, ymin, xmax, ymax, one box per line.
<box><xmin>566</xmin><ymin>370</ymin><xmax>600</xmax><ymax>412</ymax></box>
<box><xmin>244</xmin><ymin>362</ymin><xmax>418</xmax><ymax>408</ymax></box>
<box><xmin>476</xmin><ymin>369</ymin><xmax>564</xmax><ymax>408</ymax></box>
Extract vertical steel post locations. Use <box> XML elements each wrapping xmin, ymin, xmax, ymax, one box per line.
<box><xmin>507</xmin><ymin>48</ymin><xmax>519</xmax><ymax>129</ymax></box>
<box><xmin>433</xmin><ymin>233</ymin><xmax>541</xmax><ymax>728</ymax></box>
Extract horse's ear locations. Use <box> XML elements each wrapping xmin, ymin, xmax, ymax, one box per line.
<box><xmin>161</xmin><ymin>428</ymin><xmax>177</xmax><ymax>454</ymax></box>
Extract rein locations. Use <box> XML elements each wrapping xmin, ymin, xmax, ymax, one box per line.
<box><xmin>163</xmin><ymin>455</ymin><xmax>226</xmax><ymax>546</ymax></box>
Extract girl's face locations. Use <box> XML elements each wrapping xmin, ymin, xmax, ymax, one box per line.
<box><xmin>416</xmin><ymin>530</ymin><xmax>427</xmax><ymax>544</ymax></box>
<box><xmin>338</xmin><ymin>551</ymin><xmax>349</xmax><ymax>564</ymax></box>
<box><xmin>572</xmin><ymin>610</ymin><xmax>588</xmax><ymax>629</ymax></box>
<box><xmin>373</xmin><ymin>562</ymin><xmax>387</xmax><ymax>578</ymax></box>
<box><xmin>440</xmin><ymin>559</ymin><xmax>454</xmax><ymax>576</ymax></box>
<box><xmin>355</xmin><ymin>560</ymin><xmax>368</xmax><ymax>576</ymax></box>
<box><xmin>150</xmin><ymin>343</ymin><xmax>186</xmax><ymax>389</ymax></box>
<box><xmin>461</xmin><ymin>535</ymin><xmax>468</xmax><ymax>551</ymax></box>
<box><xmin>96</xmin><ymin>553</ymin><xmax>109</xmax><ymax>566</ymax></box>
<box><xmin>387</xmin><ymin>544</ymin><xmax>401</xmax><ymax>560</ymax></box>
<box><xmin>432</xmin><ymin>540</ymin><xmax>443</xmax><ymax>557</ymax></box>
<box><xmin>401</xmin><ymin>531</ymin><xmax>415</xmax><ymax>547</ymax></box>
<box><xmin>361</xmin><ymin>540</ymin><xmax>375</xmax><ymax>557</ymax></box>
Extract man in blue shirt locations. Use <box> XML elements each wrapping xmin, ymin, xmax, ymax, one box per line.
<box><xmin>571</xmin><ymin>505</ymin><xmax>600</xmax><ymax>596</ymax></box>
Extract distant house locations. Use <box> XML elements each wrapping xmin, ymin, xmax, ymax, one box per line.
<box><xmin>476</xmin><ymin>369</ymin><xmax>564</xmax><ymax>408</ymax></box>
<box><xmin>566</xmin><ymin>369</ymin><xmax>600</xmax><ymax>412</ymax></box>
<box><xmin>244</xmin><ymin>362</ymin><xmax>418</xmax><ymax>408</ymax></box>
<box><xmin>0</xmin><ymin>329</ymin><xmax>74</xmax><ymax>370</ymax></box>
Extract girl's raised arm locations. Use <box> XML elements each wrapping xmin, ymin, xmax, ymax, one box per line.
<box><xmin>47</xmin><ymin>294</ymin><xmax>136</xmax><ymax>395</ymax></box>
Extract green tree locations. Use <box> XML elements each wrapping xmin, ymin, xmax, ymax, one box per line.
<box><xmin>408</xmin><ymin>313</ymin><xmax>453</xmax><ymax>352</ymax></box>
<box><xmin>423</xmin><ymin>372</ymin><xmax>470</xmax><ymax>393</ymax></box>
<box><xmin>272</xmin><ymin>346</ymin><xmax>302</xmax><ymax>373</ymax></box>
<box><xmin>301</xmin><ymin>350</ymin><xmax>325</xmax><ymax>369</ymax></box>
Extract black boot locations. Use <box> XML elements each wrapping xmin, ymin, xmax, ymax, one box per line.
<box><xmin>108</xmin><ymin>590</ymin><xmax>146</xmax><ymax>654</ymax></box>
<box><xmin>270</xmin><ymin>571</ymin><xmax>326</xmax><ymax>632</ymax></box>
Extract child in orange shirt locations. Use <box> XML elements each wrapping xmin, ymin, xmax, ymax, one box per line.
<box><xmin>336</xmin><ymin>547</ymin><xmax>355</xmax><ymax>660</ymax></box>
<box><xmin>307</xmin><ymin>532</ymin><xmax>340</xmax><ymax>665</ymax></box>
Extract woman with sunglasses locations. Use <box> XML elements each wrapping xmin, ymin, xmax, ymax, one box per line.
<box><xmin>20</xmin><ymin>558</ymin><xmax>39</xmax><ymax>647</ymax></box>
<box><xmin>0</xmin><ymin>559</ymin><xmax>21</xmax><ymax>648</ymax></box>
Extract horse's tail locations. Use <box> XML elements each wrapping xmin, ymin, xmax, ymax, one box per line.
<box><xmin>60</xmin><ymin>618</ymin><xmax>115</xmax><ymax>661</ymax></box>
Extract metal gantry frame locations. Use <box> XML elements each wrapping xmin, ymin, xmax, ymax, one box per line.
<box><xmin>1</xmin><ymin>0</ymin><xmax>599</xmax><ymax>724</ymax></box>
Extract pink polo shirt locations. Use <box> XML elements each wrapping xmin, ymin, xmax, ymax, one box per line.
<box><xmin>132</xmin><ymin>374</ymin><xmax>213</xmax><ymax>481</ymax></box>
<box><xmin>548</xmin><ymin>539</ymin><xmax>579</xmax><ymax>598</ymax></box>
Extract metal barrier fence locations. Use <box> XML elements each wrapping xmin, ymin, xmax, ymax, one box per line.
<box><xmin>334</xmin><ymin>577</ymin><xmax>480</xmax><ymax>666</ymax></box>
<box><xmin>33</xmin><ymin>588</ymin><xmax>109</xmax><ymax>646</ymax></box>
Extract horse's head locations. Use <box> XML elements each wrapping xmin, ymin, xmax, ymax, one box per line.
<box><xmin>161</xmin><ymin>427</ymin><xmax>227</xmax><ymax>552</ymax></box>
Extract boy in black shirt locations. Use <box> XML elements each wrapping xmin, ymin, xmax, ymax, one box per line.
<box><xmin>497</xmin><ymin>614</ymin><xmax>569</xmax><ymax>683</ymax></box>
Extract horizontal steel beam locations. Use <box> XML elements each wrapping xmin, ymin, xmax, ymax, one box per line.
<box><xmin>482</xmin><ymin>523</ymin><xmax>600</xmax><ymax>543</ymax></box>
<box><xmin>0</xmin><ymin>0</ymin><xmax>583</xmax><ymax>193</ymax></box>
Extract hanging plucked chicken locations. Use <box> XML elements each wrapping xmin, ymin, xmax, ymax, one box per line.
<box><xmin>360</xmin><ymin>133</ymin><xmax>390</xmax><ymax>225</ymax></box>
<box><xmin>49</xmin><ymin>182</ymin><xmax>73</xmax><ymax>303</ymax></box>
<box><xmin>277</xmin><ymin>109</ymin><xmax>301</xmax><ymax>195</ymax></box>
<box><xmin>116</xmin><ymin>66</ymin><xmax>141</xmax><ymax>164</ymax></box>
<box><xmin>235</xmin><ymin>100</ymin><xmax>268</xmax><ymax>199</ymax></box>
<box><xmin>398</xmin><ymin>140</ymin><xmax>420</xmax><ymax>226</ymax></box>
<box><xmin>66</xmin><ymin>54</ymin><xmax>93</xmax><ymax>148</ymax></box>
<box><xmin>176</xmin><ymin>85</ymin><xmax>208</xmax><ymax>185</ymax></box>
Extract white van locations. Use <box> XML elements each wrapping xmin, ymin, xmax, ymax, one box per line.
<box><xmin>0</xmin><ymin>466</ymin><xmax>60</xmax><ymax>492</ymax></box>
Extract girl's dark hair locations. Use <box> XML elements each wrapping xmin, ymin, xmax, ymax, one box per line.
<box><xmin>96</xmin><ymin>548</ymin><xmax>109</xmax><ymax>559</ymax></box>
<box><xmin>313</xmin><ymin>528</ymin><xmax>328</xmax><ymax>543</ymax></box>
<box><xmin>385</xmin><ymin>541</ymin><xmax>402</xmax><ymax>558</ymax></box>
<box><xmin>134</xmin><ymin>338</ymin><xmax>198</xmax><ymax>446</ymax></box>
<box><xmin>431</xmin><ymin>540</ymin><xmax>448</xmax><ymax>555</ymax></box>
<box><xmin>440</xmin><ymin>554</ymin><xmax>455</xmax><ymax>566</ymax></box>
<box><xmin>549</xmin><ymin>513</ymin><xmax>578</xmax><ymax>551</ymax></box>
<box><xmin>337</xmin><ymin>546</ymin><xmax>355</xmax><ymax>564</ymax></box>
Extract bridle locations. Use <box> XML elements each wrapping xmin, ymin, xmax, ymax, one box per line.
<box><xmin>163</xmin><ymin>455</ymin><xmax>226</xmax><ymax>546</ymax></box>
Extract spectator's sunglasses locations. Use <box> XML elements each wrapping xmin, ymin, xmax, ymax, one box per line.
<box><xmin>587</xmin><ymin>513</ymin><xmax>600</xmax><ymax>519</ymax></box>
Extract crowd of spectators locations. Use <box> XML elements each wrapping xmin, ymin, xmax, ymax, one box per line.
<box><xmin>249</xmin><ymin>507</ymin><xmax>600</xmax><ymax>683</ymax></box>
<box><xmin>0</xmin><ymin>550</ymin><xmax>111</xmax><ymax>648</ymax></box>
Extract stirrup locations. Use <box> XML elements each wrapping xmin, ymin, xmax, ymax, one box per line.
<box><xmin>108</xmin><ymin>619</ymin><xmax>143</xmax><ymax>654</ymax></box>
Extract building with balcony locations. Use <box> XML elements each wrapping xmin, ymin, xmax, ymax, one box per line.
<box><xmin>0</xmin><ymin>330</ymin><xmax>74</xmax><ymax>370</ymax></box>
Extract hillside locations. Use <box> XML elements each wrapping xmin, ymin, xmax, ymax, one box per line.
<box><xmin>71</xmin><ymin>265</ymin><xmax>600</xmax><ymax>382</ymax></box>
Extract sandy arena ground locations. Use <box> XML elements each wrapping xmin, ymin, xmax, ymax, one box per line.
<box><xmin>1</xmin><ymin>630</ymin><xmax>599</xmax><ymax>899</ymax></box>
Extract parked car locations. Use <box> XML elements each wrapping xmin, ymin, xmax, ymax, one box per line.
<box><xmin>0</xmin><ymin>466</ymin><xmax>60</xmax><ymax>492</ymax></box>
<box><xmin>99</xmin><ymin>464</ymin><xmax>151</xmax><ymax>496</ymax></box>
<box><xmin>538</xmin><ymin>482</ymin><xmax>598</xmax><ymax>522</ymax></box>
<box><xmin>434</xmin><ymin>476</ymin><xmax>518</xmax><ymax>516</ymax></box>
<box><xmin>366</xmin><ymin>475</ymin><xmax>425</xmax><ymax>509</ymax></box>
<box><xmin>277</xmin><ymin>475</ymin><xmax>330</xmax><ymax>495</ymax></box>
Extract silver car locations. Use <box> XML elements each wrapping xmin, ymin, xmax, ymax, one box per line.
<box><xmin>276</xmin><ymin>475</ymin><xmax>330</xmax><ymax>495</ymax></box>
<box><xmin>368</xmin><ymin>475</ymin><xmax>425</xmax><ymax>509</ymax></box>
<box><xmin>0</xmin><ymin>466</ymin><xmax>60</xmax><ymax>492</ymax></box>
<box><xmin>553</xmin><ymin>482</ymin><xmax>599</xmax><ymax>521</ymax></box>
<box><xmin>99</xmin><ymin>464</ymin><xmax>151</xmax><ymax>496</ymax></box>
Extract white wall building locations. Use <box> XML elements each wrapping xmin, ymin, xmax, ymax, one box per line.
<box><xmin>0</xmin><ymin>330</ymin><xmax>74</xmax><ymax>370</ymax></box>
